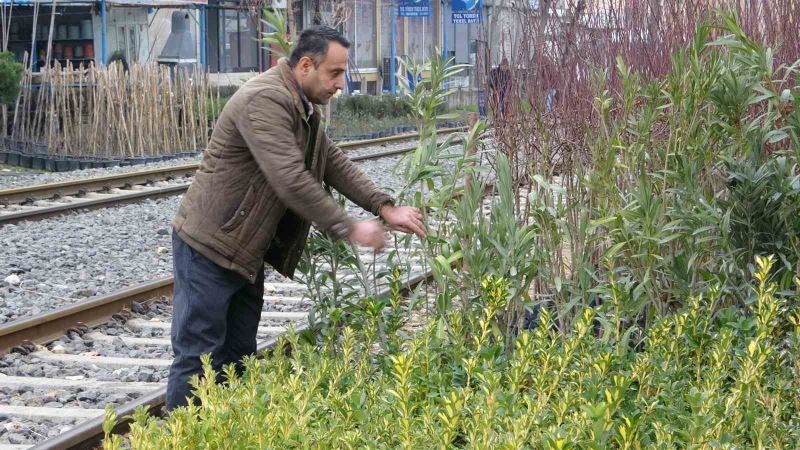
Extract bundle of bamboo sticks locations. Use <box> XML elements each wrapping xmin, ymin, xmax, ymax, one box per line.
<box><xmin>10</xmin><ymin>62</ymin><xmax>216</xmax><ymax>159</ymax></box>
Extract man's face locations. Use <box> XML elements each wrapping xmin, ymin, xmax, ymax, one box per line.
<box><xmin>297</xmin><ymin>42</ymin><xmax>348</xmax><ymax>105</ymax></box>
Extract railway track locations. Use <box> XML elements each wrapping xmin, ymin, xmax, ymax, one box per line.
<box><xmin>0</xmin><ymin>128</ymin><xmax>464</xmax><ymax>225</ymax></box>
<box><xmin>0</xmin><ymin>125</ymin><xmax>485</xmax><ymax>448</ymax></box>
<box><xmin>0</xmin><ymin>184</ymin><xmax>504</xmax><ymax>449</ymax></box>
<box><xmin>0</xmin><ymin>241</ymin><xmax>432</xmax><ymax>449</ymax></box>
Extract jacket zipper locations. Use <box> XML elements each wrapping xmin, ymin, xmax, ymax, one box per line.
<box><xmin>282</xmin><ymin>116</ymin><xmax>313</xmax><ymax>274</ymax></box>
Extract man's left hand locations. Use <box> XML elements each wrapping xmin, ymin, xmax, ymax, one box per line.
<box><xmin>380</xmin><ymin>205</ymin><xmax>427</xmax><ymax>238</ymax></box>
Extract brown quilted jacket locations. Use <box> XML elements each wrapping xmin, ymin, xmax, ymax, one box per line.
<box><xmin>172</xmin><ymin>59</ymin><xmax>392</xmax><ymax>283</ymax></box>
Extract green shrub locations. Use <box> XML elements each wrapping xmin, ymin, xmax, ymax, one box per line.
<box><xmin>108</xmin><ymin>258</ymin><xmax>800</xmax><ymax>449</ymax></box>
<box><xmin>722</xmin><ymin>156</ymin><xmax>800</xmax><ymax>291</ymax></box>
<box><xmin>332</xmin><ymin>94</ymin><xmax>412</xmax><ymax>120</ymax></box>
<box><xmin>206</xmin><ymin>95</ymin><xmax>231</xmax><ymax>121</ymax></box>
<box><xmin>0</xmin><ymin>52</ymin><xmax>23</xmax><ymax>106</ymax></box>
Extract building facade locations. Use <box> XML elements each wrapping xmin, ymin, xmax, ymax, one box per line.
<box><xmin>3</xmin><ymin>0</ymin><xmax>492</xmax><ymax>92</ymax></box>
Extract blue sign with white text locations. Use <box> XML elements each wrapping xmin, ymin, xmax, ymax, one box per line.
<box><xmin>399</xmin><ymin>0</ymin><xmax>431</xmax><ymax>17</ymax></box>
<box><xmin>452</xmin><ymin>0</ymin><xmax>481</xmax><ymax>23</ymax></box>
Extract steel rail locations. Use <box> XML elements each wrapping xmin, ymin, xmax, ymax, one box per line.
<box><xmin>0</xmin><ymin>131</ymin><xmax>465</xmax><ymax>225</ymax></box>
<box><xmin>29</xmin><ymin>271</ymin><xmax>433</xmax><ymax>450</ymax></box>
<box><xmin>0</xmin><ymin>127</ymin><xmax>464</xmax><ymax>206</ymax></box>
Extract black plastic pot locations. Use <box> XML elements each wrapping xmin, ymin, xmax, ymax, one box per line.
<box><xmin>130</xmin><ymin>157</ymin><xmax>148</xmax><ymax>166</ymax></box>
<box><xmin>91</xmin><ymin>160</ymin><xmax>106</xmax><ymax>169</ymax></box>
<box><xmin>145</xmin><ymin>156</ymin><xmax>159</xmax><ymax>164</ymax></box>
<box><xmin>31</xmin><ymin>143</ymin><xmax>48</xmax><ymax>155</ymax></box>
<box><xmin>55</xmin><ymin>159</ymin><xmax>70</xmax><ymax>172</ymax></box>
<box><xmin>119</xmin><ymin>159</ymin><xmax>133</xmax><ymax>167</ymax></box>
<box><xmin>79</xmin><ymin>159</ymin><xmax>94</xmax><ymax>170</ymax></box>
<box><xmin>106</xmin><ymin>160</ymin><xmax>121</xmax><ymax>168</ymax></box>
<box><xmin>31</xmin><ymin>155</ymin><xmax>46</xmax><ymax>171</ymax></box>
<box><xmin>44</xmin><ymin>158</ymin><xmax>56</xmax><ymax>172</ymax></box>
<box><xmin>0</xmin><ymin>151</ymin><xmax>7</xmax><ymax>164</ymax></box>
<box><xmin>8</xmin><ymin>140</ymin><xmax>23</xmax><ymax>154</ymax></box>
<box><xmin>7</xmin><ymin>151</ymin><xmax>20</xmax><ymax>166</ymax></box>
<box><xmin>19</xmin><ymin>154</ymin><xmax>32</xmax><ymax>169</ymax></box>
<box><xmin>68</xmin><ymin>159</ymin><xmax>80</xmax><ymax>171</ymax></box>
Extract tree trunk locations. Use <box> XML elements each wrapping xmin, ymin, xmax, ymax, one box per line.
<box><xmin>534</xmin><ymin>0</ymin><xmax>552</xmax><ymax>60</ymax></box>
<box><xmin>560</xmin><ymin>0</ymin><xmax>586</xmax><ymax>65</ymax></box>
<box><xmin>649</xmin><ymin>0</ymin><xmax>661</xmax><ymax>48</ymax></box>
<box><xmin>288</xmin><ymin>0</ymin><xmax>298</xmax><ymax>39</ymax></box>
<box><xmin>312</xmin><ymin>0</ymin><xmax>322</xmax><ymax>25</ymax></box>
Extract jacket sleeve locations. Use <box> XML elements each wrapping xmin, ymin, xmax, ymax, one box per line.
<box><xmin>323</xmin><ymin>134</ymin><xmax>394</xmax><ymax>216</ymax></box>
<box><xmin>237</xmin><ymin>89</ymin><xmax>353</xmax><ymax>238</ymax></box>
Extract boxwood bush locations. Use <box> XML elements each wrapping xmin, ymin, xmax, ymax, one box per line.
<box><xmin>107</xmin><ymin>258</ymin><xmax>799</xmax><ymax>448</ymax></box>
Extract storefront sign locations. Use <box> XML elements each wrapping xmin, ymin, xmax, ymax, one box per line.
<box><xmin>452</xmin><ymin>0</ymin><xmax>481</xmax><ymax>23</ymax></box>
<box><xmin>399</xmin><ymin>0</ymin><xmax>431</xmax><ymax>17</ymax></box>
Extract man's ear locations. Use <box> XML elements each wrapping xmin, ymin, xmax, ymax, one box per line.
<box><xmin>300</xmin><ymin>56</ymin><xmax>313</xmax><ymax>75</ymax></box>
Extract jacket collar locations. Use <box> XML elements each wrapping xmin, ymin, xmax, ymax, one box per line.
<box><xmin>277</xmin><ymin>58</ymin><xmax>317</xmax><ymax>120</ymax></box>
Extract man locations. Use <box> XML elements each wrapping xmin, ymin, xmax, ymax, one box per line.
<box><xmin>488</xmin><ymin>57</ymin><xmax>512</xmax><ymax>120</ymax></box>
<box><xmin>166</xmin><ymin>26</ymin><xmax>426</xmax><ymax>411</ymax></box>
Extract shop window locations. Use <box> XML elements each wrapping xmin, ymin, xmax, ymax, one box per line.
<box><xmin>354</xmin><ymin>0</ymin><xmax>375</xmax><ymax>67</ymax></box>
<box><xmin>207</xmin><ymin>6</ymin><xmax>260</xmax><ymax>73</ymax></box>
<box><xmin>407</xmin><ymin>15</ymin><xmax>429</xmax><ymax>63</ymax></box>
<box><xmin>3</xmin><ymin>5</ymin><xmax>96</xmax><ymax>69</ymax></box>
<box><xmin>115</xmin><ymin>25</ymin><xmax>141</xmax><ymax>64</ymax></box>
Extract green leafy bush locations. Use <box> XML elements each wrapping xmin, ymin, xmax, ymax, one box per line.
<box><xmin>0</xmin><ymin>52</ymin><xmax>23</xmax><ymax>106</ymax></box>
<box><xmin>206</xmin><ymin>95</ymin><xmax>230</xmax><ymax>121</ymax></box>
<box><xmin>722</xmin><ymin>156</ymin><xmax>800</xmax><ymax>290</ymax></box>
<box><xmin>332</xmin><ymin>94</ymin><xmax>412</xmax><ymax>120</ymax></box>
<box><xmin>109</xmin><ymin>258</ymin><xmax>800</xmax><ymax>449</ymax></box>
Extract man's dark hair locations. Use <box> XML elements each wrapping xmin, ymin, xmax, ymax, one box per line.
<box><xmin>288</xmin><ymin>26</ymin><xmax>351</xmax><ymax>68</ymax></box>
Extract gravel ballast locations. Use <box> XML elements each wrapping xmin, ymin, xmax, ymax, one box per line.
<box><xmin>0</xmin><ymin>148</ymin><xmax>484</xmax><ymax>324</ymax></box>
<box><xmin>0</xmin><ymin>149</ymin><xmax>418</xmax><ymax>327</ymax></box>
<box><xmin>0</xmin><ymin>135</ymin><xmax>447</xmax><ymax>191</ymax></box>
<box><xmin>0</xmin><ymin>156</ymin><xmax>203</xmax><ymax>190</ymax></box>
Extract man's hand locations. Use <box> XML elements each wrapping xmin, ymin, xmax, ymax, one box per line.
<box><xmin>348</xmin><ymin>220</ymin><xmax>387</xmax><ymax>251</ymax></box>
<box><xmin>380</xmin><ymin>205</ymin><xmax>427</xmax><ymax>237</ymax></box>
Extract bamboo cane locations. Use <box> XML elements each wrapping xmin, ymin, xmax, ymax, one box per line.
<box><xmin>44</xmin><ymin>0</ymin><xmax>57</xmax><ymax>69</ymax></box>
<box><xmin>12</xmin><ymin>52</ymin><xmax>30</xmax><ymax>142</ymax></box>
<box><xmin>1</xmin><ymin>0</ymin><xmax>14</xmax><ymax>53</ymax></box>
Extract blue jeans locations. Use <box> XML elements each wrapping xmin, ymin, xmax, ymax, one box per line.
<box><xmin>165</xmin><ymin>229</ymin><xmax>264</xmax><ymax>411</ymax></box>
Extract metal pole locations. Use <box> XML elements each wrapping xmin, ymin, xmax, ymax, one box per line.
<box><xmin>441</xmin><ymin>0</ymin><xmax>446</xmax><ymax>60</ymax></box>
<box><xmin>389</xmin><ymin>0</ymin><xmax>396</xmax><ymax>95</ymax></box>
<box><xmin>100</xmin><ymin>0</ymin><xmax>107</xmax><ymax>65</ymax></box>
<box><xmin>199</xmin><ymin>5</ymin><xmax>206</xmax><ymax>66</ymax></box>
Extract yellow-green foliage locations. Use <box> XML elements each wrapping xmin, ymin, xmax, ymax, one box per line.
<box><xmin>108</xmin><ymin>258</ymin><xmax>800</xmax><ymax>449</ymax></box>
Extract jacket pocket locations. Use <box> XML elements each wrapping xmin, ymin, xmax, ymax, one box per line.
<box><xmin>220</xmin><ymin>181</ymin><xmax>258</xmax><ymax>233</ymax></box>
